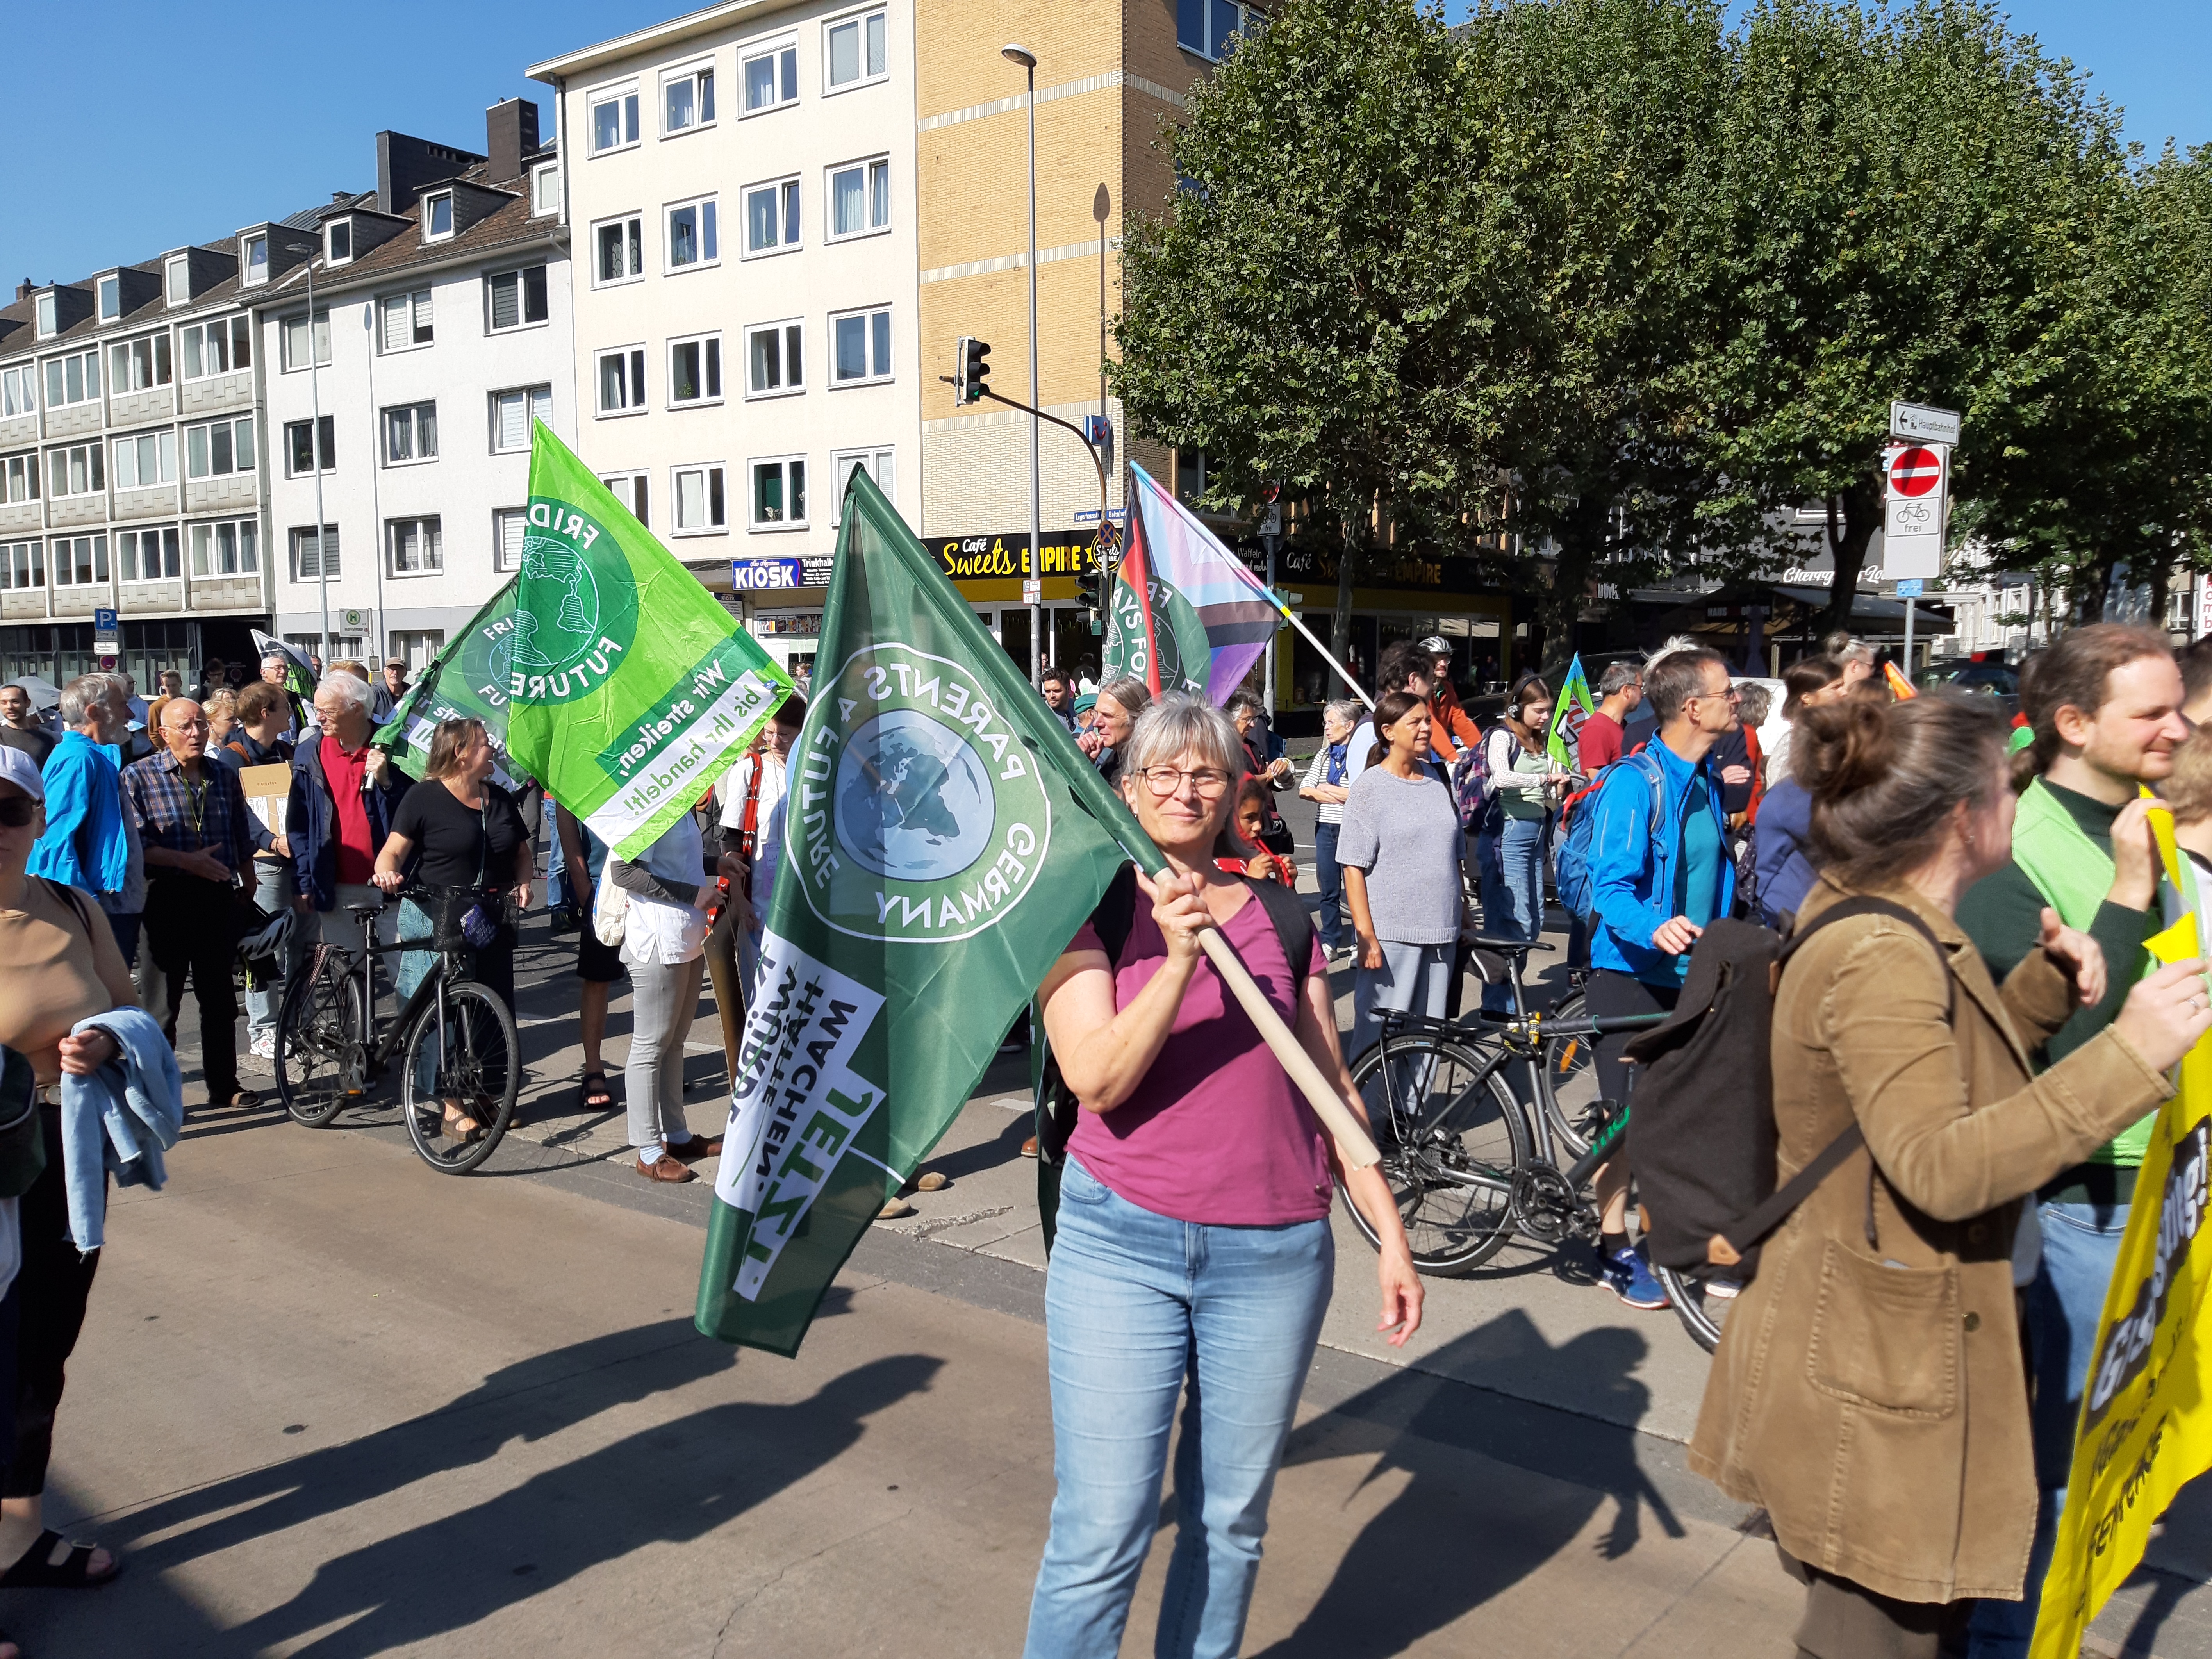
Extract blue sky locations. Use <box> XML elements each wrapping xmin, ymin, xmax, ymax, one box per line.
<box><xmin>4</xmin><ymin>0</ymin><xmax>2205</xmax><ymax>290</ymax></box>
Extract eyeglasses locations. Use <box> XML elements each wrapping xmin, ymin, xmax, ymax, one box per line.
<box><xmin>164</xmin><ymin>718</ymin><xmax>211</xmax><ymax>733</ymax></box>
<box><xmin>0</xmin><ymin>797</ymin><xmax>36</xmax><ymax>827</ymax></box>
<box><xmin>1140</xmin><ymin>766</ymin><xmax>1234</xmax><ymax>797</ymax></box>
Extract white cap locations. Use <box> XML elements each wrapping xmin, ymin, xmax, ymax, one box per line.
<box><xmin>0</xmin><ymin>745</ymin><xmax>43</xmax><ymax>803</ymax></box>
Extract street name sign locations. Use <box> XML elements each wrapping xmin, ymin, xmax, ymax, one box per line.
<box><xmin>1890</xmin><ymin>401</ymin><xmax>1962</xmax><ymax>445</ymax></box>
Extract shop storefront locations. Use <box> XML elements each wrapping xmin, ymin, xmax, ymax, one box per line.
<box><xmin>926</xmin><ymin>527</ymin><xmax>1111</xmax><ymax>681</ymax></box>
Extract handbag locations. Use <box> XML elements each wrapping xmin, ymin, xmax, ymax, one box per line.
<box><xmin>592</xmin><ymin>866</ymin><xmax>630</xmax><ymax>946</ymax></box>
<box><xmin>0</xmin><ymin>1048</ymin><xmax>43</xmax><ymax>1201</ymax></box>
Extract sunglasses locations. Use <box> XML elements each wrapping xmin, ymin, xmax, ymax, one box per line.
<box><xmin>0</xmin><ymin>797</ymin><xmax>36</xmax><ymax>828</ymax></box>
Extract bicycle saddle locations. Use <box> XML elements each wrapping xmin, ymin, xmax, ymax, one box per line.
<box><xmin>1468</xmin><ymin>935</ymin><xmax>1552</xmax><ymax>955</ymax></box>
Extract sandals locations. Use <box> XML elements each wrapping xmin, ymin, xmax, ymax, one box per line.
<box><xmin>442</xmin><ymin>1109</ymin><xmax>485</xmax><ymax>1143</ymax></box>
<box><xmin>0</xmin><ymin>1527</ymin><xmax>122</xmax><ymax>1589</ymax></box>
<box><xmin>579</xmin><ymin>1070</ymin><xmax>614</xmax><ymax>1113</ymax></box>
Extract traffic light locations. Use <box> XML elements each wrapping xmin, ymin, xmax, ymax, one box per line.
<box><xmin>953</xmin><ymin>336</ymin><xmax>991</xmax><ymax>405</ymax></box>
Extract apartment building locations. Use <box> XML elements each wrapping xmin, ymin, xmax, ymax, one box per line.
<box><xmin>530</xmin><ymin>0</ymin><xmax>1255</xmax><ymax>681</ymax></box>
<box><xmin>260</xmin><ymin>103</ymin><xmax>575</xmax><ymax>672</ymax></box>
<box><xmin>0</xmin><ymin>232</ymin><xmax>280</xmax><ymax>691</ymax></box>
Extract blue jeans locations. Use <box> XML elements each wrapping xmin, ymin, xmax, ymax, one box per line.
<box><xmin>1024</xmin><ymin>1159</ymin><xmax>1333</xmax><ymax>1659</ymax></box>
<box><xmin>1480</xmin><ymin>813</ymin><xmax>1548</xmax><ymax>1012</ymax></box>
<box><xmin>542</xmin><ymin>794</ymin><xmax>568</xmax><ymax>911</ymax></box>
<box><xmin>1964</xmin><ymin>1196</ymin><xmax>2130</xmax><ymax>1657</ymax></box>
<box><xmin>1310</xmin><ymin>820</ymin><xmax>1343</xmax><ymax>951</ymax></box>
<box><xmin>246</xmin><ymin>855</ymin><xmax>292</xmax><ymax>1044</ymax></box>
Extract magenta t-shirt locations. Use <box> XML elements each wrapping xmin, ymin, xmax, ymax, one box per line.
<box><xmin>1064</xmin><ymin>889</ymin><xmax>1337</xmax><ymax>1226</ymax></box>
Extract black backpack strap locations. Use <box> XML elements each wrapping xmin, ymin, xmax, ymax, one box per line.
<box><xmin>1091</xmin><ymin>862</ymin><xmax>1140</xmax><ymax>966</ymax></box>
<box><xmin>1242</xmin><ymin>875</ymin><xmax>1315</xmax><ymax>994</ymax></box>
<box><xmin>1719</xmin><ymin>896</ymin><xmax>1956</xmax><ymax>1263</ymax></box>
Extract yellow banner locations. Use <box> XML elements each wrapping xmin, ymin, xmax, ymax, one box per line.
<box><xmin>2031</xmin><ymin>809</ymin><xmax>2212</xmax><ymax>1656</ymax></box>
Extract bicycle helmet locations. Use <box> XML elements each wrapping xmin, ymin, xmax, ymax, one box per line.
<box><xmin>1415</xmin><ymin>635</ymin><xmax>1452</xmax><ymax>658</ymax></box>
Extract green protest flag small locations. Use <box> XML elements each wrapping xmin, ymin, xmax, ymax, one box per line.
<box><xmin>697</xmin><ymin>468</ymin><xmax>1155</xmax><ymax>1356</ymax></box>
<box><xmin>373</xmin><ymin>578</ymin><xmax>522</xmax><ymax>781</ymax></box>
<box><xmin>502</xmin><ymin>421</ymin><xmax>796</xmax><ymax>858</ymax></box>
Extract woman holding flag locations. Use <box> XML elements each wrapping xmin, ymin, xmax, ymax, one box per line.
<box><xmin>1024</xmin><ymin>692</ymin><xmax>1422</xmax><ymax>1659</ymax></box>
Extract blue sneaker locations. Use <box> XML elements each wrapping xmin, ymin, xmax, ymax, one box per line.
<box><xmin>1600</xmin><ymin>1245</ymin><xmax>1671</xmax><ymax>1311</ymax></box>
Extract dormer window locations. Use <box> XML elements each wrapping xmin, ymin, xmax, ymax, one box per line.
<box><xmin>327</xmin><ymin>219</ymin><xmax>353</xmax><ymax>264</ymax></box>
<box><xmin>165</xmin><ymin>257</ymin><xmax>190</xmax><ymax>304</ymax></box>
<box><xmin>34</xmin><ymin>294</ymin><xmax>56</xmax><ymax>338</ymax></box>
<box><xmin>423</xmin><ymin>193</ymin><xmax>455</xmax><ymax>241</ymax></box>
<box><xmin>97</xmin><ymin>277</ymin><xmax>121</xmax><ymax>321</ymax></box>
<box><xmin>243</xmin><ymin>234</ymin><xmax>269</xmax><ymax>284</ymax></box>
<box><xmin>532</xmin><ymin>162</ymin><xmax>561</xmax><ymax>217</ymax></box>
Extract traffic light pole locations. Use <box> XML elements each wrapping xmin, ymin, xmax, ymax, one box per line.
<box><xmin>937</xmin><ymin>376</ymin><xmax>1113</xmax><ymax>560</ymax></box>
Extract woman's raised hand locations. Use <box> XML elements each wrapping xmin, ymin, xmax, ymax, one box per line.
<box><xmin>1137</xmin><ymin>867</ymin><xmax>1214</xmax><ymax>965</ymax></box>
<box><xmin>2114</xmin><ymin>958</ymin><xmax>2212</xmax><ymax>1073</ymax></box>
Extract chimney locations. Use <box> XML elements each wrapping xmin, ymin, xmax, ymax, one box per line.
<box><xmin>14</xmin><ymin>281</ymin><xmax>29</xmax><ymax>302</ymax></box>
<box><xmin>486</xmin><ymin>99</ymin><xmax>539</xmax><ymax>186</ymax></box>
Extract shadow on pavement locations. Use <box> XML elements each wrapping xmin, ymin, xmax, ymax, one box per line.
<box><xmin>1251</xmin><ymin>1314</ymin><xmax>1675</xmax><ymax>1657</ymax></box>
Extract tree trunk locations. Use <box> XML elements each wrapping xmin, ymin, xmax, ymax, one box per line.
<box><xmin>1539</xmin><ymin>499</ymin><xmax>1606</xmax><ymax>681</ymax></box>
<box><xmin>1331</xmin><ymin>521</ymin><xmax>1358</xmax><ymax>679</ymax></box>
<box><xmin>1819</xmin><ymin>473</ymin><xmax>1883</xmax><ymax>640</ymax></box>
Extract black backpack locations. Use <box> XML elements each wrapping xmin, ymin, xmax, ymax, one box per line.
<box><xmin>1622</xmin><ymin>897</ymin><xmax>1953</xmax><ymax>1279</ymax></box>
<box><xmin>1033</xmin><ymin>863</ymin><xmax>1316</xmax><ymax>1251</ymax></box>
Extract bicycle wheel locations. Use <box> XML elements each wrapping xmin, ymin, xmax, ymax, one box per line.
<box><xmin>1653</xmin><ymin>1263</ymin><xmax>1730</xmax><ymax>1354</ymax></box>
<box><xmin>402</xmin><ymin>978</ymin><xmax>521</xmax><ymax>1174</ymax></box>
<box><xmin>275</xmin><ymin>951</ymin><xmax>366</xmax><ymax>1128</ymax></box>
<box><xmin>1536</xmin><ymin>989</ymin><xmax>1608</xmax><ymax>1158</ymax></box>
<box><xmin>1344</xmin><ymin>1033</ymin><xmax>1532</xmax><ymax>1274</ymax></box>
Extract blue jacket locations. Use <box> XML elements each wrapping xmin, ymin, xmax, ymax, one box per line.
<box><xmin>60</xmin><ymin>1006</ymin><xmax>181</xmax><ymax>1253</ymax></box>
<box><xmin>27</xmin><ymin>731</ymin><xmax>130</xmax><ymax>900</ymax></box>
<box><xmin>285</xmin><ymin>737</ymin><xmax>411</xmax><ymax>912</ymax></box>
<box><xmin>1587</xmin><ymin>737</ymin><xmax>1735</xmax><ymax>982</ymax></box>
<box><xmin>1753</xmin><ymin>778</ymin><xmax>1819</xmax><ymax>927</ymax></box>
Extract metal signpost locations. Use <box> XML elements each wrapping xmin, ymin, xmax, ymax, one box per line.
<box><xmin>1881</xmin><ymin>405</ymin><xmax>1958</xmax><ymax>677</ymax></box>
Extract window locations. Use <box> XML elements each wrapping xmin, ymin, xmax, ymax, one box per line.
<box><xmin>667</xmin><ymin>198</ymin><xmax>719</xmax><ymax>269</ymax></box>
<box><xmin>97</xmin><ymin>277</ymin><xmax>121</xmax><ymax>322</ymax></box>
<box><xmin>829</xmin><ymin>158</ymin><xmax>891</xmax><ymax>239</ymax></box>
<box><xmin>327</xmin><ymin>219</ymin><xmax>353</xmax><ymax>263</ymax></box>
<box><xmin>664</xmin><ymin>62</ymin><xmax>716</xmax><ymax>133</ymax></box>
<box><xmin>1177</xmin><ymin>0</ymin><xmax>1248</xmax><ymax>61</ymax></box>
<box><xmin>47</xmin><ymin>444</ymin><xmax>103</xmax><ymax>498</ymax></box>
<box><xmin>242</xmin><ymin>234</ymin><xmax>269</xmax><ymax>284</ymax></box>
<box><xmin>192</xmin><ymin>518</ymin><xmax>259</xmax><ymax>576</ymax></box>
<box><xmin>2</xmin><ymin>455</ymin><xmax>37</xmax><ymax>503</ymax></box>
<box><xmin>285</xmin><ymin>416</ymin><xmax>335</xmax><ymax>476</ymax></box>
<box><xmin>594</xmin><ymin>215</ymin><xmax>644</xmax><ymax>286</ymax></box>
<box><xmin>597</xmin><ymin>348</ymin><xmax>647</xmax><ymax>416</ymax></box>
<box><xmin>388</xmin><ymin>516</ymin><xmax>443</xmax><ymax>575</ymax></box>
<box><xmin>831</xmin><ymin>306</ymin><xmax>892</xmax><ymax>385</ymax></box>
<box><xmin>751</xmin><ymin>457</ymin><xmax>806</xmax><ymax>528</ymax></box>
<box><xmin>389</xmin><ymin>629</ymin><xmax>446</xmax><ymax>671</ymax></box>
<box><xmin>118</xmin><ymin>526</ymin><xmax>180</xmax><ymax>582</ymax></box>
<box><xmin>379</xmin><ymin>290</ymin><xmax>433</xmax><ymax>352</ymax></box>
<box><xmin>487</xmin><ymin>266</ymin><xmax>549</xmax><ymax>330</ymax></box>
<box><xmin>112</xmin><ymin>430</ymin><xmax>178</xmax><ymax>490</ymax></box>
<box><xmin>423</xmin><ymin>192</ymin><xmax>455</xmax><ymax>241</ymax></box>
<box><xmin>826</xmin><ymin>10</ymin><xmax>888</xmax><ymax>89</ymax></box>
<box><xmin>43</xmin><ymin>350</ymin><xmax>101</xmax><ymax>410</ymax></box>
<box><xmin>745</xmin><ymin>177</ymin><xmax>801</xmax><ymax>254</ymax></box>
<box><xmin>743</xmin><ymin>43</ymin><xmax>799</xmax><ymax>112</ymax></box>
<box><xmin>590</xmin><ymin>87</ymin><xmax>640</xmax><ymax>153</ymax></box>
<box><xmin>493</xmin><ymin>509</ymin><xmax>528</xmax><ymax>572</ymax></box>
<box><xmin>186</xmin><ymin>416</ymin><xmax>255</xmax><ymax>479</ymax></box>
<box><xmin>673</xmin><ymin>464</ymin><xmax>727</xmax><ymax>533</ymax></box>
<box><xmin>532</xmin><ymin>162</ymin><xmax>561</xmax><ymax>217</ymax></box>
<box><xmin>383</xmin><ymin>403</ymin><xmax>438</xmax><ymax>466</ymax></box>
<box><xmin>51</xmin><ymin>535</ymin><xmax>108</xmax><ymax>587</ymax></box>
<box><xmin>831</xmin><ymin>447</ymin><xmax>895</xmax><ymax>523</ymax></box>
<box><xmin>180</xmin><ymin>316</ymin><xmax>252</xmax><ymax>379</ymax></box>
<box><xmin>0</xmin><ymin>542</ymin><xmax>41</xmax><ymax>591</ymax></box>
<box><xmin>1</xmin><ymin>368</ymin><xmax>34</xmax><ymax>419</ymax></box>
<box><xmin>492</xmin><ymin>386</ymin><xmax>553</xmax><ymax>453</ymax></box>
<box><xmin>290</xmin><ymin>524</ymin><xmax>338</xmax><ymax>580</ymax></box>
<box><xmin>33</xmin><ymin>294</ymin><xmax>55</xmax><ymax>338</ymax></box>
<box><xmin>109</xmin><ymin>333</ymin><xmax>172</xmax><ymax>392</ymax></box>
<box><xmin>600</xmin><ymin>473</ymin><xmax>649</xmax><ymax>527</ymax></box>
<box><xmin>746</xmin><ymin>321</ymin><xmax>805</xmax><ymax>397</ymax></box>
<box><xmin>669</xmin><ymin>336</ymin><xmax>722</xmax><ymax>406</ymax></box>
<box><xmin>165</xmin><ymin>257</ymin><xmax>190</xmax><ymax>304</ymax></box>
<box><xmin>282</xmin><ymin>310</ymin><xmax>331</xmax><ymax>370</ymax></box>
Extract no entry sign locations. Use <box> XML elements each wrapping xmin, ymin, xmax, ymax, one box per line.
<box><xmin>1888</xmin><ymin>446</ymin><xmax>1944</xmax><ymax>498</ymax></box>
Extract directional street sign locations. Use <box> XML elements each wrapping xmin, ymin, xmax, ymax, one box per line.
<box><xmin>1890</xmin><ymin>401</ymin><xmax>1962</xmax><ymax>446</ymax></box>
<box><xmin>1882</xmin><ymin>440</ymin><xmax>1948</xmax><ymax>581</ymax></box>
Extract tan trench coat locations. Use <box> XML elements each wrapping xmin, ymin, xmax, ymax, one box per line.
<box><xmin>1687</xmin><ymin>876</ymin><xmax>2172</xmax><ymax>1604</ymax></box>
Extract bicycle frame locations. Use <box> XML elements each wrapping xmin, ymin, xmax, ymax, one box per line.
<box><xmin>328</xmin><ymin>907</ymin><xmax>475</xmax><ymax>1085</ymax></box>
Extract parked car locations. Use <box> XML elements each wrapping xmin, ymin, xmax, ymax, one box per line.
<box><xmin>1918</xmin><ymin>657</ymin><xmax>2019</xmax><ymax>710</ymax></box>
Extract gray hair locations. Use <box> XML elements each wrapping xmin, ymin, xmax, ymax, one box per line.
<box><xmin>1645</xmin><ymin>647</ymin><xmax>1729</xmax><ymax>724</ymax></box>
<box><xmin>1122</xmin><ymin>692</ymin><xmax>1241</xmax><ymax>780</ymax></box>
<box><xmin>1323</xmin><ymin>697</ymin><xmax>1363</xmax><ymax>729</ymax></box>
<box><xmin>59</xmin><ymin>674</ymin><xmax>121</xmax><ymax>726</ymax></box>
<box><xmin>1223</xmin><ymin>689</ymin><xmax>1262</xmax><ymax>717</ymax></box>
<box><xmin>1097</xmin><ymin>675</ymin><xmax>1152</xmax><ymax>717</ymax></box>
<box><xmin>1598</xmin><ymin>661</ymin><xmax>1642</xmax><ymax>697</ymax></box>
<box><xmin>314</xmin><ymin>671</ymin><xmax>376</xmax><ymax>717</ymax></box>
<box><xmin>1736</xmin><ymin>683</ymin><xmax>1773</xmax><ymax>727</ymax></box>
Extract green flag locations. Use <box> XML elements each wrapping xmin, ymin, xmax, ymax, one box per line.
<box><xmin>500</xmin><ymin>421</ymin><xmax>795</xmax><ymax>859</ymax></box>
<box><xmin>1547</xmin><ymin>653</ymin><xmax>1597</xmax><ymax>770</ymax></box>
<box><xmin>697</xmin><ymin>469</ymin><xmax>1154</xmax><ymax>1356</ymax></box>
<box><xmin>374</xmin><ymin>578</ymin><xmax>522</xmax><ymax>781</ymax></box>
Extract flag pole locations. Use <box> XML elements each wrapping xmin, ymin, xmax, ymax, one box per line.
<box><xmin>1273</xmin><ymin>601</ymin><xmax>1374</xmax><ymax>711</ymax></box>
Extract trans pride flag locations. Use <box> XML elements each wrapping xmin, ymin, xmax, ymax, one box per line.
<box><xmin>1101</xmin><ymin>463</ymin><xmax>1279</xmax><ymax>704</ymax></box>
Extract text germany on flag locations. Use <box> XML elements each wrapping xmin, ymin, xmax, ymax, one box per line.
<box><xmin>697</xmin><ymin>468</ymin><xmax>1147</xmax><ymax>1356</ymax></box>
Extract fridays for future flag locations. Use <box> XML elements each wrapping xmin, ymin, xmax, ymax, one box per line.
<box><xmin>697</xmin><ymin>469</ymin><xmax>1149</xmax><ymax>1356</ymax></box>
<box><xmin>1102</xmin><ymin>462</ymin><xmax>1279</xmax><ymax>703</ymax></box>
<box><xmin>374</xmin><ymin>578</ymin><xmax>521</xmax><ymax>781</ymax></box>
<box><xmin>487</xmin><ymin>422</ymin><xmax>794</xmax><ymax>858</ymax></box>
<box><xmin>1547</xmin><ymin>653</ymin><xmax>1597</xmax><ymax>770</ymax></box>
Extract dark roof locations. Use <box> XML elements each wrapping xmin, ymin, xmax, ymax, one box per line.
<box><xmin>266</xmin><ymin>156</ymin><xmax>559</xmax><ymax>298</ymax></box>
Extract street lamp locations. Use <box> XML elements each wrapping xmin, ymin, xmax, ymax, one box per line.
<box><xmin>283</xmin><ymin>239</ymin><xmax>330</xmax><ymax>664</ymax></box>
<box><xmin>1003</xmin><ymin>43</ymin><xmax>1041</xmax><ymax>680</ymax></box>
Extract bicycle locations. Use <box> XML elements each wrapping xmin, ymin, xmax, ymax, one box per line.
<box><xmin>1341</xmin><ymin>936</ymin><xmax>1729</xmax><ymax>1352</ymax></box>
<box><xmin>273</xmin><ymin>886</ymin><xmax>522</xmax><ymax>1174</ymax></box>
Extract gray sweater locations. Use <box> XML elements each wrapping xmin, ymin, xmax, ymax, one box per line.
<box><xmin>1338</xmin><ymin>767</ymin><xmax>1464</xmax><ymax>945</ymax></box>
